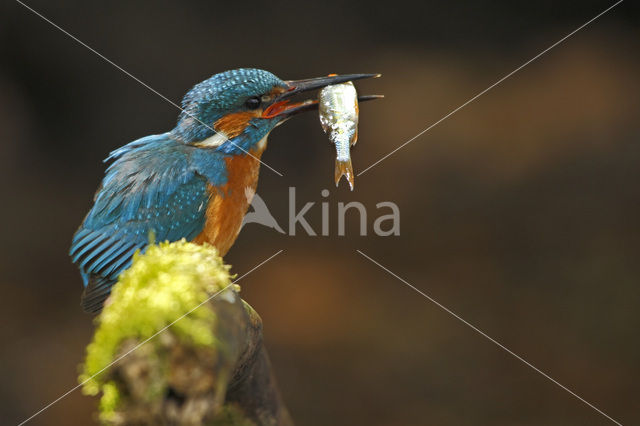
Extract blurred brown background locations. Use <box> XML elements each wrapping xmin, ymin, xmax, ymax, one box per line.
<box><xmin>1</xmin><ymin>1</ymin><xmax>639</xmax><ymax>425</ymax></box>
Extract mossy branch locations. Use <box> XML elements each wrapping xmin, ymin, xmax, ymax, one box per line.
<box><xmin>80</xmin><ymin>240</ymin><xmax>292</xmax><ymax>426</ymax></box>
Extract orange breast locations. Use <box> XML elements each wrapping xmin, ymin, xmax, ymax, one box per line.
<box><xmin>192</xmin><ymin>141</ymin><xmax>267</xmax><ymax>256</ymax></box>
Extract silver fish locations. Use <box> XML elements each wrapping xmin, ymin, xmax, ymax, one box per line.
<box><xmin>318</xmin><ymin>80</ymin><xmax>359</xmax><ymax>190</ymax></box>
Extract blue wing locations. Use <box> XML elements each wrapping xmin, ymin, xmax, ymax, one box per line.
<box><xmin>69</xmin><ymin>133</ymin><xmax>213</xmax><ymax>312</ymax></box>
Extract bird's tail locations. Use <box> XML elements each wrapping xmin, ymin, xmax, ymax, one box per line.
<box><xmin>335</xmin><ymin>158</ymin><xmax>355</xmax><ymax>190</ymax></box>
<box><xmin>81</xmin><ymin>274</ymin><xmax>116</xmax><ymax>314</ymax></box>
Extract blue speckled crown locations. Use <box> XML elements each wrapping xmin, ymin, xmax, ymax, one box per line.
<box><xmin>174</xmin><ymin>68</ymin><xmax>286</xmax><ymax>142</ymax></box>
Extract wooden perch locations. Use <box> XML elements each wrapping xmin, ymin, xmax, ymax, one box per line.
<box><xmin>80</xmin><ymin>241</ymin><xmax>292</xmax><ymax>426</ymax></box>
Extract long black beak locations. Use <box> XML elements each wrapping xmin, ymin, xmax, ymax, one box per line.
<box><xmin>281</xmin><ymin>73</ymin><xmax>381</xmax><ymax>100</ymax></box>
<box><xmin>262</xmin><ymin>73</ymin><xmax>382</xmax><ymax>118</ymax></box>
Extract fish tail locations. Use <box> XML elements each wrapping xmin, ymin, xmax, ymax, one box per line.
<box><xmin>335</xmin><ymin>158</ymin><xmax>355</xmax><ymax>190</ymax></box>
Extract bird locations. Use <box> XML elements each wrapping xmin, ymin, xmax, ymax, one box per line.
<box><xmin>69</xmin><ymin>68</ymin><xmax>378</xmax><ymax>313</ymax></box>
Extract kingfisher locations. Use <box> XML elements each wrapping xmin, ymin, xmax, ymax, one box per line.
<box><xmin>70</xmin><ymin>69</ymin><xmax>378</xmax><ymax>313</ymax></box>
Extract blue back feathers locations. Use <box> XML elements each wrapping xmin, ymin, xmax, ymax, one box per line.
<box><xmin>70</xmin><ymin>134</ymin><xmax>220</xmax><ymax>296</ymax></box>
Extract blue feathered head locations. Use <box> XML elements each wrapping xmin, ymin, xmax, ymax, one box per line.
<box><xmin>172</xmin><ymin>69</ymin><xmax>286</xmax><ymax>145</ymax></box>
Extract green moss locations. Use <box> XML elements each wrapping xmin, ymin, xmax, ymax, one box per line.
<box><xmin>80</xmin><ymin>240</ymin><xmax>233</xmax><ymax>397</ymax></box>
<box><xmin>97</xmin><ymin>381</ymin><xmax>120</xmax><ymax>423</ymax></box>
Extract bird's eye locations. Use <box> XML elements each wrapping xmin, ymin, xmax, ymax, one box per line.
<box><xmin>245</xmin><ymin>96</ymin><xmax>261</xmax><ymax>109</ymax></box>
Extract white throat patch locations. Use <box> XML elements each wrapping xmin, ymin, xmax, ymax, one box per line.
<box><xmin>256</xmin><ymin>135</ymin><xmax>268</xmax><ymax>151</ymax></box>
<box><xmin>194</xmin><ymin>131</ymin><xmax>229</xmax><ymax>148</ymax></box>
